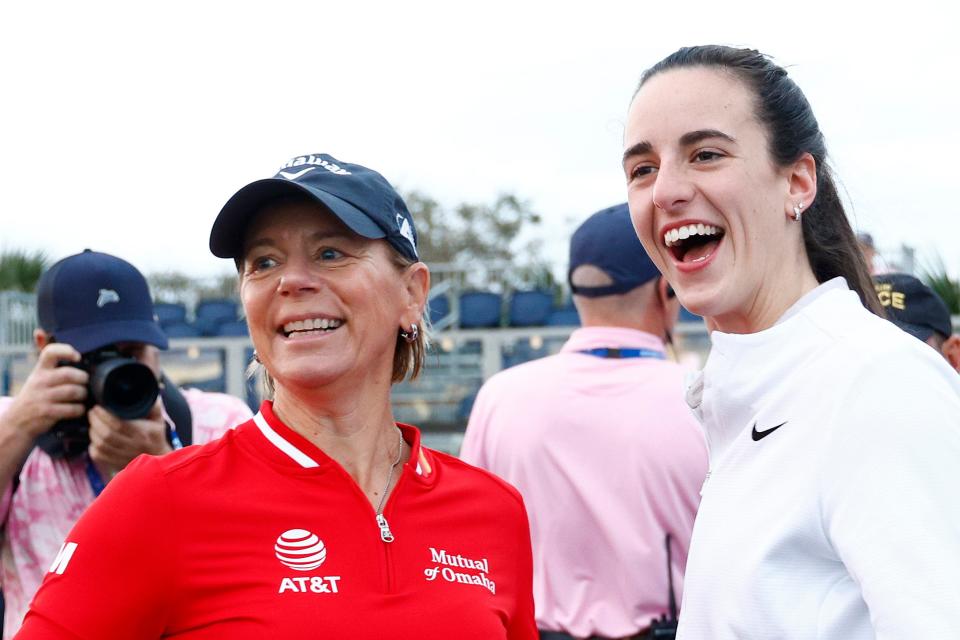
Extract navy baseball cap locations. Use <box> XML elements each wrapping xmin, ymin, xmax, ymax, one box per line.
<box><xmin>873</xmin><ymin>273</ymin><xmax>953</xmax><ymax>341</ymax></box>
<box><xmin>568</xmin><ymin>203</ymin><xmax>661</xmax><ymax>297</ymax></box>
<box><xmin>36</xmin><ymin>250</ymin><xmax>169</xmax><ymax>354</ymax></box>
<box><xmin>210</xmin><ymin>153</ymin><xmax>419</xmax><ymax>262</ymax></box>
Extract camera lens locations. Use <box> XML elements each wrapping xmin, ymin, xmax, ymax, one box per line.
<box><xmin>90</xmin><ymin>358</ymin><xmax>159</xmax><ymax>419</ymax></box>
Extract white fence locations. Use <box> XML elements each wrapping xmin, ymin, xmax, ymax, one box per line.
<box><xmin>0</xmin><ymin>292</ymin><xmax>37</xmax><ymax>346</ymax></box>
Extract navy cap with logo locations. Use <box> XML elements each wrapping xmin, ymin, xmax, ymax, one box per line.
<box><xmin>873</xmin><ymin>273</ymin><xmax>953</xmax><ymax>341</ymax></box>
<box><xmin>36</xmin><ymin>250</ymin><xmax>169</xmax><ymax>354</ymax></box>
<box><xmin>568</xmin><ymin>203</ymin><xmax>661</xmax><ymax>297</ymax></box>
<box><xmin>209</xmin><ymin>153</ymin><xmax>419</xmax><ymax>262</ymax></box>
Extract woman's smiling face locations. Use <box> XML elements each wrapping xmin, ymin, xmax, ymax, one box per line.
<box><xmin>239</xmin><ymin>201</ymin><xmax>413</xmax><ymax>392</ymax></box>
<box><xmin>623</xmin><ymin>66</ymin><xmax>814</xmax><ymax>333</ymax></box>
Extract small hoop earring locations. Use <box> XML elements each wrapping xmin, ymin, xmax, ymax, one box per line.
<box><xmin>253</xmin><ymin>350</ymin><xmax>261</xmax><ymax>363</ymax></box>
<box><xmin>399</xmin><ymin>323</ymin><xmax>419</xmax><ymax>344</ymax></box>
<box><xmin>793</xmin><ymin>202</ymin><xmax>804</xmax><ymax>222</ymax></box>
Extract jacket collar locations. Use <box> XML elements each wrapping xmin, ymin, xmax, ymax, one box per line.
<box><xmin>689</xmin><ymin>278</ymin><xmax>861</xmax><ymax>461</ymax></box>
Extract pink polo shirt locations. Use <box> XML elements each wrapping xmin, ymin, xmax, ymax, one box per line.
<box><xmin>460</xmin><ymin>327</ymin><xmax>707</xmax><ymax>638</ymax></box>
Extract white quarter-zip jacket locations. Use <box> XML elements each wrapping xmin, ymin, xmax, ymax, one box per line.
<box><xmin>677</xmin><ymin>278</ymin><xmax>960</xmax><ymax>640</ymax></box>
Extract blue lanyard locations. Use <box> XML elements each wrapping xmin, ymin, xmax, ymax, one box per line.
<box><xmin>85</xmin><ymin>418</ymin><xmax>183</xmax><ymax>498</ymax></box>
<box><xmin>168</xmin><ymin>424</ymin><xmax>184</xmax><ymax>450</ymax></box>
<box><xmin>85</xmin><ymin>456</ymin><xmax>107</xmax><ymax>497</ymax></box>
<box><xmin>577</xmin><ymin>347</ymin><xmax>666</xmax><ymax>360</ymax></box>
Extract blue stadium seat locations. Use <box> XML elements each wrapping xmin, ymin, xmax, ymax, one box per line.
<box><xmin>508</xmin><ymin>290</ymin><xmax>553</xmax><ymax>327</ymax></box>
<box><xmin>546</xmin><ymin>304</ymin><xmax>580</xmax><ymax>326</ymax></box>
<box><xmin>195</xmin><ymin>299</ymin><xmax>240</xmax><ymax>336</ymax></box>
<box><xmin>502</xmin><ymin>338</ymin><xmax>549</xmax><ymax>369</ymax></box>
<box><xmin>457</xmin><ymin>339</ymin><xmax>483</xmax><ymax>355</ymax></box>
<box><xmin>216</xmin><ymin>320</ymin><xmax>250</xmax><ymax>337</ymax></box>
<box><xmin>456</xmin><ymin>391</ymin><xmax>479</xmax><ymax>422</ymax></box>
<box><xmin>163</xmin><ymin>322</ymin><xmax>201</xmax><ymax>338</ymax></box>
<box><xmin>428</xmin><ymin>294</ymin><xmax>450</xmax><ymax>325</ymax></box>
<box><xmin>153</xmin><ymin>302</ymin><xmax>187</xmax><ymax>327</ymax></box>
<box><xmin>458</xmin><ymin>292</ymin><xmax>502</xmax><ymax>328</ymax></box>
<box><xmin>679</xmin><ymin>306</ymin><xmax>703</xmax><ymax>323</ymax></box>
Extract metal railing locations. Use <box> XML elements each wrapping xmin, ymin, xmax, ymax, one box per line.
<box><xmin>0</xmin><ymin>292</ymin><xmax>37</xmax><ymax>346</ymax></box>
<box><xmin>0</xmin><ymin>323</ymin><xmax>711</xmax><ymax>414</ymax></box>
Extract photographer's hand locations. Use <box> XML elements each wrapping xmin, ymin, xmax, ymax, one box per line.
<box><xmin>88</xmin><ymin>399</ymin><xmax>172</xmax><ymax>481</ymax></box>
<box><xmin>3</xmin><ymin>344</ymin><xmax>89</xmax><ymax>437</ymax></box>
<box><xmin>0</xmin><ymin>343</ymin><xmax>89</xmax><ymax>496</ymax></box>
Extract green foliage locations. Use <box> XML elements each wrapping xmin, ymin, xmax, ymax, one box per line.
<box><xmin>405</xmin><ymin>190</ymin><xmax>555</xmax><ymax>293</ymax></box>
<box><xmin>0</xmin><ymin>249</ymin><xmax>49</xmax><ymax>293</ymax></box>
<box><xmin>920</xmin><ymin>255</ymin><xmax>960</xmax><ymax>314</ymax></box>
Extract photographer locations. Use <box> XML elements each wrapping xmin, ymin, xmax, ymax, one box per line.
<box><xmin>0</xmin><ymin>250</ymin><xmax>252</xmax><ymax>638</ymax></box>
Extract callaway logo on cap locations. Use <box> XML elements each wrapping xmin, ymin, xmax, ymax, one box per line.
<box><xmin>209</xmin><ymin>153</ymin><xmax>419</xmax><ymax>263</ymax></box>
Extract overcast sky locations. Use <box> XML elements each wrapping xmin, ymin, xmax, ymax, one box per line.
<box><xmin>2</xmin><ymin>0</ymin><xmax>958</xmax><ymax>282</ymax></box>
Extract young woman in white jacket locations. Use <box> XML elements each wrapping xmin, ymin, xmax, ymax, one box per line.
<box><xmin>622</xmin><ymin>45</ymin><xmax>960</xmax><ymax>640</ymax></box>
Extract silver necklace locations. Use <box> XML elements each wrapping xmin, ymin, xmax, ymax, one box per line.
<box><xmin>374</xmin><ymin>428</ymin><xmax>403</xmax><ymax>543</ymax></box>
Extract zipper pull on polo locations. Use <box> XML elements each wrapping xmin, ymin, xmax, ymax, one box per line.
<box><xmin>376</xmin><ymin>514</ymin><xmax>395</xmax><ymax>543</ymax></box>
<box><xmin>374</xmin><ymin>427</ymin><xmax>403</xmax><ymax>544</ymax></box>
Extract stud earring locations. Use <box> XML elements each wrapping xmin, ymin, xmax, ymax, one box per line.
<box><xmin>399</xmin><ymin>323</ymin><xmax>419</xmax><ymax>344</ymax></box>
<box><xmin>253</xmin><ymin>350</ymin><xmax>261</xmax><ymax>363</ymax></box>
<box><xmin>793</xmin><ymin>202</ymin><xmax>804</xmax><ymax>222</ymax></box>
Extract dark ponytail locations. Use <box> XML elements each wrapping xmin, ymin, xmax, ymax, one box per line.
<box><xmin>637</xmin><ymin>46</ymin><xmax>883</xmax><ymax>316</ymax></box>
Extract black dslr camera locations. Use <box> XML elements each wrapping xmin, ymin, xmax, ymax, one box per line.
<box><xmin>37</xmin><ymin>346</ymin><xmax>160</xmax><ymax>459</ymax></box>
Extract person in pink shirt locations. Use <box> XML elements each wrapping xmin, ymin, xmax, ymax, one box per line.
<box><xmin>0</xmin><ymin>250</ymin><xmax>252</xmax><ymax>638</ymax></box>
<box><xmin>460</xmin><ymin>203</ymin><xmax>708</xmax><ymax>640</ymax></box>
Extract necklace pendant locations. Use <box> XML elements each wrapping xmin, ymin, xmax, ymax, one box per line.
<box><xmin>376</xmin><ymin>514</ymin><xmax>395</xmax><ymax>543</ymax></box>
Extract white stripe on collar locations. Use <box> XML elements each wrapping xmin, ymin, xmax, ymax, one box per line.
<box><xmin>253</xmin><ymin>412</ymin><xmax>319</xmax><ymax>468</ymax></box>
<box><xmin>415</xmin><ymin>448</ymin><xmax>431</xmax><ymax>476</ymax></box>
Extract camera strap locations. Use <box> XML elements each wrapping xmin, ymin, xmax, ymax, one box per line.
<box><xmin>159</xmin><ymin>373</ymin><xmax>193</xmax><ymax>448</ymax></box>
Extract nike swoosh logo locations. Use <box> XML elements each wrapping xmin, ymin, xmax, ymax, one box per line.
<box><xmin>751</xmin><ymin>421</ymin><xmax>787</xmax><ymax>441</ymax></box>
<box><xmin>279</xmin><ymin>167</ymin><xmax>315</xmax><ymax>181</ymax></box>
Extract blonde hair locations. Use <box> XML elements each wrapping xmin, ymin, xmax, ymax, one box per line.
<box><xmin>388</xmin><ymin>250</ymin><xmax>430</xmax><ymax>383</ymax></box>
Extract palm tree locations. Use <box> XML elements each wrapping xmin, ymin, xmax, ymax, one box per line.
<box><xmin>920</xmin><ymin>255</ymin><xmax>960</xmax><ymax>315</ymax></box>
<box><xmin>0</xmin><ymin>249</ymin><xmax>48</xmax><ymax>293</ymax></box>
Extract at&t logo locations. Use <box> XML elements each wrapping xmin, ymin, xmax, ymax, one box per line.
<box><xmin>275</xmin><ymin>529</ymin><xmax>327</xmax><ymax>570</ymax></box>
<box><xmin>275</xmin><ymin>528</ymin><xmax>342</xmax><ymax>595</ymax></box>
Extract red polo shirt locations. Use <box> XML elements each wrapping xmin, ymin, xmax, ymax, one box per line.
<box><xmin>18</xmin><ymin>402</ymin><xmax>535</xmax><ymax>639</ymax></box>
